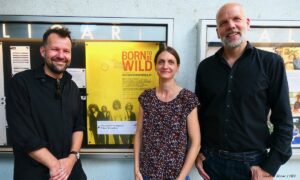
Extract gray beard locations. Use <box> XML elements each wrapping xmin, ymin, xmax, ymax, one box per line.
<box><xmin>221</xmin><ymin>32</ymin><xmax>247</xmax><ymax>48</ymax></box>
<box><xmin>222</xmin><ymin>38</ymin><xmax>243</xmax><ymax>48</ymax></box>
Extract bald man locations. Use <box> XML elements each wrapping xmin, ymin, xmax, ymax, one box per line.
<box><xmin>195</xmin><ymin>3</ymin><xmax>293</xmax><ymax>180</ymax></box>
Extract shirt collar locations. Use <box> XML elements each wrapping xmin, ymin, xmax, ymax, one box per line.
<box><xmin>34</xmin><ymin>64</ymin><xmax>72</xmax><ymax>82</ymax></box>
<box><xmin>215</xmin><ymin>41</ymin><xmax>254</xmax><ymax>58</ymax></box>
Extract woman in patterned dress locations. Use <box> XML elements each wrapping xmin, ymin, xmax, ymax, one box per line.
<box><xmin>134</xmin><ymin>46</ymin><xmax>201</xmax><ymax>180</ymax></box>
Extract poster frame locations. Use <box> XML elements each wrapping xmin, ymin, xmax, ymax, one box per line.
<box><xmin>0</xmin><ymin>15</ymin><xmax>173</xmax><ymax>156</ymax></box>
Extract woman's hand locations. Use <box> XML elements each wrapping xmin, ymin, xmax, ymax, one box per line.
<box><xmin>195</xmin><ymin>153</ymin><xmax>210</xmax><ymax>180</ymax></box>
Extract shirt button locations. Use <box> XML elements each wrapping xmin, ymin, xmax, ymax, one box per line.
<box><xmin>226</xmin><ymin>104</ymin><xmax>230</xmax><ymax>108</ymax></box>
<box><xmin>224</xmin><ymin>133</ymin><xmax>228</xmax><ymax>137</ymax></box>
<box><xmin>229</xmin><ymin>75</ymin><xmax>233</xmax><ymax>79</ymax></box>
<box><xmin>228</xmin><ymin>90</ymin><xmax>231</xmax><ymax>93</ymax></box>
<box><xmin>225</xmin><ymin>119</ymin><xmax>229</xmax><ymax>122</ymax></box>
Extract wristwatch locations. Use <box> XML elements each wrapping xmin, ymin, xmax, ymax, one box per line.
<box><xmin>70</xmin><ymin>151</ymin><xmax>80</xmax><ymax>160</ymax></box>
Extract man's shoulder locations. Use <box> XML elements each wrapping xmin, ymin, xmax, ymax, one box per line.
<box><xmin>8</xmin><ymin>69</ymin><xmax>37</xmax><ymax>92</ymax></box>
<box><xmin>202</xmin><ymin>54</ymin><xmax>216</xmax><ymax>62</ymax></box>
<box><xmin>254</xmin><ymin>47</ymin><xmax>282</xmax><ymax>61</ymax></box>
<box><xmin>254</xmin><ymin>48</ymin><xmax>285</xmax><ymax>70</ymax></box>
<box><xmin>62</xmin><ymin>71</ymin><xmax>79</xmax><ymax>89</ymax></box>
<box><xmin>11</xmin><ymin>69</ymin><xmax>35</xmax><ymax>81</ymax></box>
<box><xmin>197</xmin><ymin>55</ymin><xmax>217</xmax><ymax>70</ymax></box>
<box><xmin>69</xmin><ymin>79</ymin><xmax>79</xmax><ymax>88</ymax></box>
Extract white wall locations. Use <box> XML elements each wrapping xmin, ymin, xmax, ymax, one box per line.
<box><xmin>1</xmin><ymin>0</ymin><xmax>300</xmax><ymax>179</ymax></box>
<box><xmin>1</xmin><ymin>0</ymin><xmax>299</xmax><ymax>90</ymax></box>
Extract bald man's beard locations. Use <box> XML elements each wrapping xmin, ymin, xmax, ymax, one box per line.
<box><xmin>221</xmin><ymin>30</ymin><xmax>247</xmax><ymax>48</ymax></box>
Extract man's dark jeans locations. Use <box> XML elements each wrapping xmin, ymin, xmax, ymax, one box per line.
<box><xmin>202</xmin><ymin>147</ymin><xmax>267</xmax><ymax>180</ymax></box>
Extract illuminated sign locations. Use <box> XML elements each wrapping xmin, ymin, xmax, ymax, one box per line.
<box><xmin>207</xmin><ymin>27</ymin><xmax>300</xmax><ymax>43</ymax></box>
<box><xmin>1</xmin><ymin>23</ymin><xmax>166</xmax><ymax>41</ymax></box>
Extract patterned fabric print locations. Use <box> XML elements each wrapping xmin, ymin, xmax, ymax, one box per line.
<box><xmin>138</xmin><ymin>88</ymin><xmax>199</xmax><ymax>179</ymax></box>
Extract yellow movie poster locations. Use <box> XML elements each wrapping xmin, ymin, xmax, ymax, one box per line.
<box><xmin>85</xmin><ymin>42</ymin><xmax>159</xmax><ymax>145</ymax></box>
<box><xmin>273</xmin><ymin>47</ymin><xmax>300</xmax><ymax>146</ymax></box>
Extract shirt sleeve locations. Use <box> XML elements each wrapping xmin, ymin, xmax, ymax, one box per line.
<box><xmin>6</xmin><ymin>74</ymin><xmax>48</xmax><ymax>153</ymax></box>
<box><xmin>260</xmin><ymin>53</ymin><xmax>293</xmax><ymax>176</ymax></box>
<box><xmin>184</xmin><ymin>90</ymin><xmax>200</xmax><ymax>117</ymax></box>
<box><xmin>71</xmin><ymin>81</ymin><xmax>86</xmax><ymax>132</ymax></box>
<box><xmin>195</xmin><ymin>64</ymin><xmax>202</xmax><ymax>101</ymax></box>
<box><xmin>195</xmin><ymin>63</ymin><xmax>204</xmax><ymax>120</ymax></box>
<box><xmin>138</xmin><ymin>90</ymin><xmax>147</xmax><ymax>110</ymax></box>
